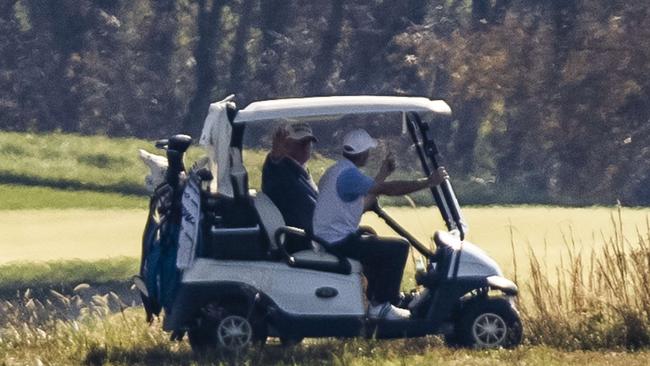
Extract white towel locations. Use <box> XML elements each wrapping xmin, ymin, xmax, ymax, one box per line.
<box><xmin>199</xmin><ymin>95</ymin><xmax>236</xmax><ymax>197</ymax></box>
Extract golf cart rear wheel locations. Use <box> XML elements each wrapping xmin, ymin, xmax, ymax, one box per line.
<box><xmin>455</xmin><ymin>298</ymin><xmax>522</xmax><ymax>348</ymax></box>
<box><xmin>188</xmin><ymin>303</ymin><xmax>267</xmax><ymax>353</ymax></box>
<box><xmin>216</xmin><ymin>315</ymin><xmax>253</xmax><ymax>350</ymax></box>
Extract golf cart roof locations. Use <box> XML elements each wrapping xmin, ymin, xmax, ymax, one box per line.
<box><xmin>233</xmin><ymin>96</ymin><xmax>452</xmax><ymax>123</ymax></box>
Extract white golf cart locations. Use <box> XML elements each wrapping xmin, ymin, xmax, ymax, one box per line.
<box><xmin>135</xmin><ymin>95</ymin><xmax>523</xmax><ymax>352</ymax></box>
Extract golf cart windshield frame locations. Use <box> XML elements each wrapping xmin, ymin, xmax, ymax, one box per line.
<box><xmin>404</xmin><ymin>112</ymin><xmax>467</xmax><ymax>241</ymax></box>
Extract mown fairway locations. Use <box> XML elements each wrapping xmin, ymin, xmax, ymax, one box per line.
<box><xmin>2</xmin><ymin>206</ymin><xmax>647</xmax><ymax>280</ymax></box>
<box><xmin>0</xmin><ymin>209</ymin><xmax>145</xmax><ymax>263</ymax></box>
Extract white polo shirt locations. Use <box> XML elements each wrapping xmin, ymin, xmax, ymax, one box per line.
<box><xmin>312</xmin><ymin>159</ymin><xmax>375</xmax><ymax>244</ymax></box>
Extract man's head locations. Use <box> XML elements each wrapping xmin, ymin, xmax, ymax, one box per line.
<box><xmin>342</xmin><ymin>128</ymin><xmax>377</xmax><ymax>167</ymax></box>
<box><xmin>285</xmin><ymin>122</ymin><xmax>317</xmax><ymax>165</ymax></box>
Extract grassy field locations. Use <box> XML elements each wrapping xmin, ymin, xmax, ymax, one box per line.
<box><xmin>0</xmin><ymin>184</ymin><xmax>146</xmax><ymax>209</ymax></box>
<box><xmin>0</xmin><ymin>132</ymin><xmax>155</xmax><ymax>197</ymax></box>
<box><xmin>0</xmin><ymin>130</ymin><xmax>495</xmax><ymax>209</ymax></box>
<box><xmin>0</xmin><ymin>131</ymin><xmax>333</xmax><ymax>209</ymax></box>
<box><xmin>2</xmin><ymin>131</ymin><xmax>650</xmax><ymax>363</ymax></box>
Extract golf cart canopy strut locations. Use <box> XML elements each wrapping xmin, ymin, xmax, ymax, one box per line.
<box><xmin>233</xmin><ymin>96</ymin><xmax>451</xmax><ymax>123</ymax></box>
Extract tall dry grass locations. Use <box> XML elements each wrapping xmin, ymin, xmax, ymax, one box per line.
<box><xmin>519</xmin><ymin>205</ymin><xmax>650</xmax><ymax>349</ymax></box>
<box><xmin>2</xmin><ymin>283</ymin><xmax>649</xmax><ymax>365</ymax></box>
<box><xmin>0</xmin><ymin>284</ymin><xmax>176</xmax><ymax>365</ymax></box>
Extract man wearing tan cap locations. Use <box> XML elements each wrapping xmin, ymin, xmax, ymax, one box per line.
<box><xmin>261</xmin><ymin>122</ymin><xmax>319</xmax><ymax>253</ymax></box>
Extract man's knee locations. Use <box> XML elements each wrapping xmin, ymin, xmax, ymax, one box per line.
<box><xmin>357</xmin><ymin>225</ymin><xmax>377</xmax><ymax>236</ymax></box>
<box><xmin>379</xmin><ymin>237</ymin><xmax>409</xmax><ymax>258</ymax></box>
<box><xmin>392</xmin><ymin>238</ymin><xmax>410</xmax><ymax>252</ymax></box>
<box><xmin>395</xmin><ymin>240</ymin><xmax>410</xmax><ymax>261</ymax></box>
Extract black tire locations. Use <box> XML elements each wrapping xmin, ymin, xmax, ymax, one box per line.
<box><xmin>188</xmin><ymin>301</ymin><xmax>267</xmax><ymax>353</ymax></box>
<box><xmin>455</xmin><ymin>298</ymin><xmax>523</xmax><ymax>348</ymax></box>
<box><xmin>187</xmin><ymin>319</ymin><xmax>218</xmax><ymax>353</ymax></box>
<box><xmin>443</xmin><ymin>332</ymin><xmax>462</xmax><ymax>348</ymax></box>
<box><xmin>279</xmin><ymin>336</ymin><xmax>304</xmax><ymax>347</ymax></box>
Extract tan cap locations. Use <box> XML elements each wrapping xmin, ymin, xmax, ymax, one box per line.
<box><xmin>287</xmin><ymin>122</ymin><xmax>317</xmax><ymax>142</ymax></box>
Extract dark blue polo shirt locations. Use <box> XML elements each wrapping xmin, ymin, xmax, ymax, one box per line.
<box><xmin>261</xmin><ymin>155</ymin><xmax>318</xmax><ymax>233</ymax></box>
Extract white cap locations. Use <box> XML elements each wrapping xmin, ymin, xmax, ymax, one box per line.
<box><xmin>342</xmin><ymin>129</ymin><xmax>378</xmax><ymax>155</ymax></box>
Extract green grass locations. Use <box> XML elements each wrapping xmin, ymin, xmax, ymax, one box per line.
<box><xmin>0</xmin><ymin>184</ymin><xmax>147</xmax><ymax>209</ymax></box>
<box><xmin>0</xmin><ymin>130</ymin><xmax>557</xmax><ymax>209</ymax></box>
<box><xmin>0</xmin><ymin>131</ymin><xmax>156</xmax><ymax>195</ymax></box>
<box><xmin>2</xmin><ymin>130</ymin><xmax>639</xmax><ymax>210</ymax></box>
<box><xmin>0</xmin><ymin>131</ymin><xmax>335</xmax><ymax>209</ymax></box>
<box><xmin>0</xmin><ymin>257</ymin><xmax>138</xmax><ymax>290</ymax></box>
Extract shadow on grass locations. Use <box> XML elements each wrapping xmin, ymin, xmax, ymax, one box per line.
<box><xmin>0</xmin><ymin>172</ymin><xmax>148</xmax><ymax>196</ymax></box>
<box><xmin>83</xmin><ymin>342</ymin><xmax>343</xmax><ymax>366</ymax></box>
<box><xmin>85</xmin><ymin>345</ymin><xmax>195</xmax><ymax>366</ymax></box>
<box><xmin>0</xmin><ymin>258</ymin><xmax>139</xmax><ymax>293</ymax></box>
<box><xmin>83</xmin><ymin>337</ymin><xmax>446</xmax><ymax>366</ymax></box>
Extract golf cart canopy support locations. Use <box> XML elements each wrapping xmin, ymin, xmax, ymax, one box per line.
<box><xmin>233</xmin><ymin>96</ymin><xmax>452</xmax><ymax>123</ymax></box>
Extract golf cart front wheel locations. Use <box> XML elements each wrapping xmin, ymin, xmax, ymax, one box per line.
<box><xmin>456</xmin><ymin>298</ymin><xmax>522</xmax><ymax>348</ymax></box>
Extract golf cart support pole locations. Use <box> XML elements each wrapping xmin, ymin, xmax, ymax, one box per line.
<box><xmin>372</xmin><ymin>205</ymin><xmax>435</xmax><ymax>258</ymax></box>
<box><xmin>405</xmin><ymin>112</ymin><xmax>467</xmax><ymax>240</ymax></box>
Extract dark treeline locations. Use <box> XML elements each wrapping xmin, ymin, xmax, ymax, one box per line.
<box><xmin>0</xmin><ymin>0</ymin><xmax>649</xmax><ymax>206</ymax></box>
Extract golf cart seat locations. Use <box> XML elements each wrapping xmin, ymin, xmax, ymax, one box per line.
<box><xmin>253</xmin><ymin>192</ymin><xmax>361</xmax><ymax>274</ymax></box>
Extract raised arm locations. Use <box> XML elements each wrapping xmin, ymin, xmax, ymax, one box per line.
<box><xmin>269</xmin><ymin>124</ymin><xmax>289</xmax><ymax>159</ymax></box>
<box><xmin>369</xmin><ymin>166</ymin><xmax>449</xmax><ymax>196</ymax></box>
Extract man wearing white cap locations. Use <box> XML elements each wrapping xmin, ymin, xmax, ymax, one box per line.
<box><xmin>312</xmin><ymin>128</ymin><xmax>448</xmax><ymax>320</ymax></box>
<box><xmin>262</xmin><ymin>122</ymin><xmax>319</xmax><ymax>253</ymax></box>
